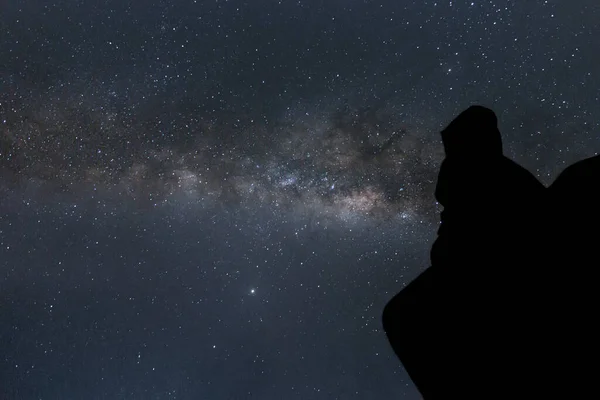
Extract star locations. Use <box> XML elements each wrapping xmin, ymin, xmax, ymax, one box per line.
<box><xmin>0</xmin><ymin>0</ymin><xmax>595</xmax><ymax>398</ymax></box>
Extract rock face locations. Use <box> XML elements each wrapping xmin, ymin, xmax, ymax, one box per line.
<box><xmin>383</xmin><ymin>105</ymin><xmax>599</xmax><ymax>398</ymax></box>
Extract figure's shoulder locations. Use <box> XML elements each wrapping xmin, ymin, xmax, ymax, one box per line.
<box><xmin>500</xmin><ymin>157</ymin><xmax>546</xmax><ymax>192</ymax></box>
<box><xmin>501</xmin><ymin>157</ymin><xmax>537</xmax><ymax>177</ymax></box>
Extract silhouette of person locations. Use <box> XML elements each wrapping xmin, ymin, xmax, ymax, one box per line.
<box><xmin>382</xmin><ymin>106</ymin><xmax>548</xmax><ymax>398</ymax></box>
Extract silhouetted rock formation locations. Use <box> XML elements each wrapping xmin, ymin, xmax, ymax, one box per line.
<box><xmin>545</xmin><ymin>154</ymin><xmax>600</xmax><ymax>396</ymax></box>
<box><xmin>382</xmin><ymin>106</ymin><xmax>551</xmax><ymax>398</ymax></box>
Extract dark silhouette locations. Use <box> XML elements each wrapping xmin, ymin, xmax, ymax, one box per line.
<box><xmin>382</xmin><ymin>106</ymin><xmax>555</xmax><ymax>397</ymax></box>
<box><xmin>543</xmin><ymin>154</ymin><xmax>600</xmax><ymax>396</ymax></box>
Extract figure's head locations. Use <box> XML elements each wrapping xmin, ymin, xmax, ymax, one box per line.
<box><xmin>441</xmin><ymin>106</ymin><xmax>503</xmax><ymax>158</ymax></box>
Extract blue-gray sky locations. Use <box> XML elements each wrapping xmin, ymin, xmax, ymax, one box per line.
<box><xmin>1</xmin><ymin>1</ymin><xmax>599</xmax><ymax>398</ymax></box>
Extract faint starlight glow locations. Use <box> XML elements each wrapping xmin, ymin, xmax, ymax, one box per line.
<box><xmin>336</xmin><ymin>187</ymin><xmax>387</xmax><ymax>214</ymax></box>
<box><xmin>278</xmin><ymin>175</ymin><xmax>298</xmax><ymax>187</ymax></box>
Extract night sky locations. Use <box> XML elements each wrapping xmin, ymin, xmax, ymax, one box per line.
<box><xmin>1</xmin><ymin>1</ymin><xmax>599</xmax><ymax>398</ymax></box>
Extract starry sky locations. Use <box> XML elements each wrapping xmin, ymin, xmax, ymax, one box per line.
<box><xmin>1</xmin><ymin>0</ymin><xmax>599</xmax><ymax>398</ymax></box>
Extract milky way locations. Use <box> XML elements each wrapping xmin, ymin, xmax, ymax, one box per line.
<box><xmin>1</xmin><ymin>77</ymin><xmax>442</xmax><ymax>225</ymax></box>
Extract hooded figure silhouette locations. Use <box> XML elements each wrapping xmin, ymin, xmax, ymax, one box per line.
<box><xmin>382</xmin><ymin>106</ymin><xmax>548</xmax><ymax>398</ymax></box>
